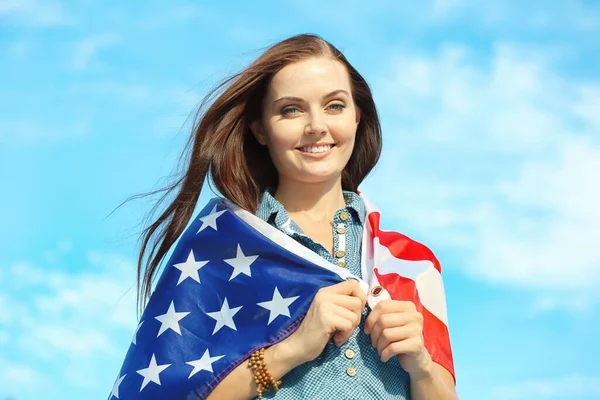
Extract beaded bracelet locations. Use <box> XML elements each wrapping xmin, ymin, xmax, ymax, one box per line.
<box><xmin>247</xmin><ymin>348</ymin><xmax>282</xmax><ymax>399</ymax></box>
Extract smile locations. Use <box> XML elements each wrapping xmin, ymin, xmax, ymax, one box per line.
<box><xmin>297</xmin><ymin>144</ymin><xmax>335</xmax><ymax>153</ymax></box>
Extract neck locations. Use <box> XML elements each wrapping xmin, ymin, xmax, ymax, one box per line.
<box><xmin>274</xmin><ymin>177</ymin><xmax>346</xmax><ymax>222</ymax></box>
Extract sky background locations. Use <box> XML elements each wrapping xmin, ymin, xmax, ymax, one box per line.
<box><xmin>1</xmin><ymin>0</ymin><xmax>599</xmax><ymax>399</ymax></box>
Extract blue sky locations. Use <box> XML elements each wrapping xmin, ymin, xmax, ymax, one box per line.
<box><xmin>1</xmin><ymin>0</ymin><xmax>599</xmax><ymax>399</ymax></box>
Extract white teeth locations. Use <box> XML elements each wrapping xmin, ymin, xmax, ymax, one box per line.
<box><xmin>299</xmin><ymin>145</ymin><xmax>332</xmax><ymax>153</ymax></box>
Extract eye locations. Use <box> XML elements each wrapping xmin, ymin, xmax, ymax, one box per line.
<box><xmin>328</xmin><ymin>103</ymin><xmax>346</xmax><ymax>111</ymax></box>
<box><xmin>281</xmin><ymin>106</ymin><xmax>300</xmax><ymax>115</ymax></box>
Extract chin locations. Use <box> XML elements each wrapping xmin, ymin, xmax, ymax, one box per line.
<box><xmin>298</xmin><ymin>171</ymin><xmax>343</xmax><ymax>185</ymax></box>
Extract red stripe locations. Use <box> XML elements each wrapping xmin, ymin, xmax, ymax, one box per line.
<box><xmin>375</xmin><ymin>271</ymin><xmax>455</xmax><ymax>381</ymax></box>
<box><xmin>368</xmin><ymin>210</ymin><xmax>455</xmax><ymax>380</ymax></box>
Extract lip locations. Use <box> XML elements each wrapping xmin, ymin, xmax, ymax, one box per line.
<box><xmin>295</xmin><ymin>143</ymin><xmax>335</xmax><ymax>160</ymax></box>
<box><xmin>296</xmin><ymin>142</ymin><xmax>335</xmax><ymax>148</ymax></box>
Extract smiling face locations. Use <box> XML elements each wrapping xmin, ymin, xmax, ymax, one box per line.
<box><xmin>252</xmin><ymin>57</ymin><xmax>361</xmax><ymax>188</ymax></box>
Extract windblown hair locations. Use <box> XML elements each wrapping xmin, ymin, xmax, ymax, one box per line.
<box><xmin>135</xmin><ymin>34</ymin><xmax>382</xmax><ymax>310</ymax></box>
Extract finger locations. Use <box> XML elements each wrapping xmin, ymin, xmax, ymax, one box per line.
<box><xmin>369</xmin><ymin>313</ymin><xmax>412</xmax><ymax>347</ymax></box>
<box><xmin>328</xmin><ymin>312</ymin><xmax>357</xmax><ymax>346</ymax></box>
<box><xmin>376</xmin><ymin>324</ymin><xmax>421</xmax><ymax>356</ymax></box>
<box><xmin>321</xmin><ymin>279</ymin><xmax>360</xmax><ymax>295</ymax></box>
<box><xmin>380</xmin><ymin>337</ymin><xmax>423</xmax><ymax>363</ymax></box>
<box><xmin>326</xmin><ymin>304</ymin><xmax>360</xmax><ymax>346</ymax></box>
<box><xmin>326</xmin><ymin>294</ymin><xmax>364</xmax><ymax>316</ymax></box>
<box><xmin>333</xmin><ymin>329</ymin><xmax>354</xmax><ymax>346</ymax></box>
<box><xmin>347</xmin><ymin>280</ymin><xmax>367</xmax><ymax>311</ymax></box>
<box><xmin>365</xmin><ymin>300</ymin><xmax>416</xmax><ymax>334</ymax></box>
<box><xmin>322</xmin><ymin>280</ymin><xmax>367</xmax><ymax>314</ymax></box>
<box><xmin>330</xmin><ymin>303</ymin><xmax>361</xmax><ymax>328</ymax></box>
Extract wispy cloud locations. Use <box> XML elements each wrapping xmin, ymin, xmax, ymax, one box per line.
<box><xmin>71</xmin><ymin>33</ymin><xmax>121</xmax><ymax>72</ymax></box>
<box><xmin>367</xmin><ymin>42</ymin><xmax>599</xmax><ymax>307</ymax></box>
<box><xmin>0</xmin><ymin>0</ymin><xmax>67</xmax><ymax>27</ymax></box>
<box><xmin>1</xmin><ymin>245</ymin><xmax>137</xmax><ymax>395</ymax></box>
<box><xmin>0</xmin><ymin>117</ymin><xmax>90</xmax><ymax>146</ymax></box>
<box><xmin>0</xmin><ymin>360</ymin><xmax>40</xmax><ymax>388</ymax></box>
<box><xmin>492</xmin><ymin>374</ymin><xmax>600</xmax><ymax>399</ymax></box>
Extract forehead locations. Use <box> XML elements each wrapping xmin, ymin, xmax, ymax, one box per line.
<box><xmin>266</xmin><ymin>57</ymin><xmax>352</xmax><ymax>98</ymax></box>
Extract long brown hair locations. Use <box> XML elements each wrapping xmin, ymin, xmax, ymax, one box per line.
<box><xmin>135</xmin><ymin>34</ymin><xmax>382</xmax><ymax>310</ymax></box>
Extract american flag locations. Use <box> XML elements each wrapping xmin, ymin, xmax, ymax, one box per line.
<box><xmin>109</xmin><ymin>195</ymin><xmax>454</xmax><ymax>399</ymax></box>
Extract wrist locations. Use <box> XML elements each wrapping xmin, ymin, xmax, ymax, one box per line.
<box><xmin>269</xmin><ymin>337</ymin><xmax>305</xmax><ymax>374</ymax></box>
<box><xmin>405</xmin><ymin>350</ymin><xmax>435</xmax><ymax>383</ymax></box>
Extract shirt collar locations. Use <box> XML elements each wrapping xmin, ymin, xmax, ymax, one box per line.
<box><xmin>256</xmin><ymin>188</ymin><xmax>366</xmax><ymax>226</ymax></box>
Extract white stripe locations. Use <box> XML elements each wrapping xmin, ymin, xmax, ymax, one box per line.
<box><xmin>373</xmin><ymin>238</ymin><xmax>449</xmax><ymax>326</ymax></box>
<box><xmin>224</xmin><ymin>200</ymin><xmax>369</xmax><ymax>297</ymax></box>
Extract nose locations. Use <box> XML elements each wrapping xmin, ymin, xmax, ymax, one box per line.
<box><xmin>305</xmin><ymin>111</ymin><xmax>327</xmax><ymax>136</ymax></box>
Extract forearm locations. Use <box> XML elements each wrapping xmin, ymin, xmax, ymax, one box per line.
<box><xmin>409</xmin><ymin>361</ymin><xmax>457</xmax><ymax>400</ymax></box>
<box><xmin>207</xmin><ymin>339</ymin><xmax>301</xmax><ymax>400</ymax></box>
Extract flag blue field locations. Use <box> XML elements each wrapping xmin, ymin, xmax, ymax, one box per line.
<box><xmin>112</xmin><ymin>199</ymin><xmax>343</xmax><ymax>399</ymax></box>
<box><xmin>1</xmin><ymin>1</ymin><xmax>599</xmax><ymax>399</ymax></box>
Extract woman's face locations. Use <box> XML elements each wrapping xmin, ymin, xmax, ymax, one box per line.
<box><xmin>253</xmin><ymin>57</ymin><xmax>361</xmax><ymax>188</ymax></box>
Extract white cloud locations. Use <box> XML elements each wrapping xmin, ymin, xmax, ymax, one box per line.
<box><xmin>136</xmin><ymin>4</ymin><xmax>206</xmax><ymax>30</ymax></box>
<box><xmin>492</xmin><ymin>374</ymin><xmax>600</xmax><ymax>399</ymax></box>
<box><xmin>5</xmin><ymin>38</ymin><xmax>36</xmax><ymax>60</ymax></box>
<box><xmin>367</xmin><ymin>42</ymin><xmax>600</xmax><ymax>308</ymax></box>
<box><xmin>530</xmin><ymin>294</ymin><xmax>593</xmax><ymax>314</ymax></box>
<box><xmin>431</xmin><ymin>0</ymin><xmax>467</xmax><ymax>17</ymax></box>
<box><xmin>1</xmin><ymin>244</ymin><xmax>138</xmax><ymax>392</ymax></box>
<box><xmin>0</xmin><ymin>117</ymin><xmax>90</xmax><ymax>146</ymax></box>
<box><xmin>0</xmin><ymin>0</ymin><xmax>67</xmax><ymax>27</ymax></box>
<box><xmin>0</xmin><ymin>360</ymin><xmax>40</xmax><ymax>387</ymax></box>
<box><xmin>72</xmin><ymin>33</ymin><xmax>121</xmax><ymax>72</ymax></box>
<box><xmin>423</xmin><ymin>0</ymin><xmax>600</xmax><ymax>31</ymax></box>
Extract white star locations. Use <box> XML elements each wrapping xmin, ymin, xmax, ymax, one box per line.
<box><xmin>186</xmin><ymin>349</ymin><xmax>225</xmax><ymax>378</ymax></box>
<box><xmin>136</xmin><ymin>353</ymin><xmax>171</xmax><ymax>391</ymax></box>
<box><xmin>257</xmin><ymin>287</ymin><xmax>300</xmax><ymax>325</ymax></box>
<box><xmin>197</xmin><ymin>205</ymin><xmax>226</xmax><ymax>233</ymax></box>
<box><xmin>223</xmin><ymin>244</ymin><xmax>259</xmax><ymax>281</ymax></box>
<box><xmin>110</xmin><ymin>374</ymin><xmax>126</xmax><ymax>399</ymax></box>
<box><xmin>154</xmin><ymin>301</ymin><xmax>190</xmax><ymax>337</ymax></box>
<box><xmin>132</xmin><ymin>320</ymin><xmax>143</xmax><ymax>345</ymax></box>
<box><xmin>173</xmin><ymin>250</ymin><xmax>209</xmax><ymax>285</ymax></box>
<box><xmin>205</xmin><ymin>298</ymin><xmax>243</xmax><ymax>335</ymax></box>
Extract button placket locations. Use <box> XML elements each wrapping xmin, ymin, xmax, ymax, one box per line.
<box><xmin>334</xmin><ymin>221</ymin><xmax>346</xmax><ymax>268</ymax></box>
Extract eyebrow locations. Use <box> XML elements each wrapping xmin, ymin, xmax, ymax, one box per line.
<box><xmin>272</xmin><ymin>89</ymin><xmax>350</xmax><ymax>105</ymax></box>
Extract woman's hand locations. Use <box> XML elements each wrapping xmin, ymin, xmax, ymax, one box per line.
<box><xmin>283</xmin><ymin>279</ymin><xmax>366</xmax><ymax>366</ymax></box>
<box><xmin>364</xmin><ymin>300</ymin><xmax>433</xmax><ymax>380</ymax></box>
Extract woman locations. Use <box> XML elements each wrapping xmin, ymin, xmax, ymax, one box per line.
<box><xmin>111</xmin><ymin>34</ymin><xmax>457</xmax><ymax>400</ymax></box>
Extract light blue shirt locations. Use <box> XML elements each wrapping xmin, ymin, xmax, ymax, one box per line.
<box><xmin>255</xmin><ymin>189</ymin><xmax>410</xmax><ymax>399</ymax></box>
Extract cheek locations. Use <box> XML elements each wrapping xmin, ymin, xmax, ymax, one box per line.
<box><xmin>267</xmin><ymin>132</ymin><xmax>295</xmax><ymax>154</ymax></box>
<box><xmin>333</xmin><ymin>120</ymin><xmax>358</xmax><ymax>145</ymax></box>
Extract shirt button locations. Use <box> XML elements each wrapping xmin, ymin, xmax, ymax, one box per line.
<box><xmin>346</xmin><ymin>367</ymin><xmax>357</xmax><ymax>377</ymax></box>
<box><xmin>345</xmin><ymin>349</ymin><xmax>355</xmax><ymax>359</ymax></box>
<box><xmin>336</xmin><ymin>226</ymin><xmax>346</xmax><ymax>234</ymax></box>
<box><xmin>340</xmin><ymin>211</ymin><xmax>350</xmax><ymax>221</ymax></box>
<box><xmin>335</xmin><ymin>250</ymin><xmax>345</xmax><ymax>258</ymax></box>
<box><xmin>337</xmin><ymin>261</ymin><xmax>345</xmax><ymax>268</ymax></box>
<box><xmin>371</xmin><ymin>285</ymin><xmax>384</xmax><ymax>297</ymax></box>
